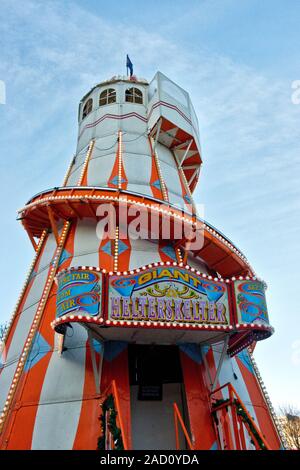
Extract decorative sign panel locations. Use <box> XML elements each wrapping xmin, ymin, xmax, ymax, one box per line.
<box><xmin>233</xmin><ymin>280</ymin><xmax>269</xmax><ymax>326</ymax></box>
<box><xmin>56</xmin><ymin>269</ymin><xmax>102</xmax><ymax>319</ymax></box>
<box><xmin>108</xmin><ymin>267</ymin><xmax>230</xmax><ymax>326</ymax></box>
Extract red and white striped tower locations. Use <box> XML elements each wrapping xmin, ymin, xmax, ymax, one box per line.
<box><xmin>0</xmin><ymin>73</ymin><xmax>286</xmax><ymax>449</ymax></box>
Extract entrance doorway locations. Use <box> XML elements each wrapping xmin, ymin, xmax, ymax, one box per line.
<box><xmin>128</xmin><ymin>344</ymin><xmax>190</xmax><ymax>450</ymax></box>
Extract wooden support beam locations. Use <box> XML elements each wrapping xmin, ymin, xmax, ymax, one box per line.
<box><xmin>87</xmin><ymin>200</ymin><xmax>98</xmax><ymax>219</ymax></box>
<box><xmin>32</xmin><ymin>208</ymin><xmax>50</xmax><ymax>224</ymax></box>
<box><xmin>27</xmin><ymin>230</ymin><xmax>38</xmax><ymax>251</ymax></box>
<box><xmin>187</xmin><ymin>168</ymin><xmax>198</xmax><ymax>186</ymax></box>
<box><xmin>183</xmin><ymin>240</ymin><xmax>192</xmax><ymax>264</ymax></box>
<box><xmin>182</xmin><ymin>164</ymin><xmax>199</xmax><ymax>170</ymax></box>
<box><xmin>47</xmin><ymin>205</ymin><xmax>60</xmax><ymax>244</ymax></box>
<box><xmin>178</xmin><ymin>139</ymin><xmax>193</xmax><ymax>167</ymax></box>
<box><xmin>66</xmin><ymin>200</ymin><xmax>82</xmax><ymax>219</ymax></box>
<box><xmin>80</xmin><ymin>198</ymin><xmax>95</xmax><ymax>219</ymax></box>
<box><xmin>50</xmin><ymin>204</ymin><xmax>68</xmax><ymax>221</ymax></box>
<box><xmin>177</xmin><ymin>225</ymin><xmax>197</xmax><ymax>262</ymax></box>
<box><xmin>24</xmin><ymin>221</ymin><xmax>47</xmax><ymax>234</ymax></box>
<box><xmin>172</xmin><ymin>138</ymin><xmax>193</xmax><ymax>151</ymax></box>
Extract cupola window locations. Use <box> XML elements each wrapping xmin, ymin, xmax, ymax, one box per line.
<box><xmin>125</xmin><ymin>87</ymin><xmax>143</xmax><ymax>104</ymax></box>
<box><xmin>82</xmin><ymin>98</ymin><xmax>93</xmax><ymax>119</ymax></box>
<box><xmin>99</xmin><ymin>88</ymin><xmax>116</xmax><ymax>106</ymax></box>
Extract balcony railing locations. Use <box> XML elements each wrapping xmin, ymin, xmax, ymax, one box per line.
<box><xmin>211</xmin><ymin>382</ymin><xmax>270</xmax><ymax>450</ymax></box>
<box><xmin>173</xmin><ymin>402</ymin><xmax>194</xmax><ymax>450</ymax></box>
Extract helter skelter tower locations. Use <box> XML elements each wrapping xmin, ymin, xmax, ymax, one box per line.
<box><xmin>0</xmin><ymin>72</ymin><xmax>286</xmax><ymax>450</ymax></box>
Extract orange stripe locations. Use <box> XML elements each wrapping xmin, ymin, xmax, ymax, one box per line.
<box><xmin>180</xmin><ymin>350</ymin><xmax>217</xmax><ymax>449</ymax></box>
<box><xmin>149</xmin><ymin>138</ymin><xmax>164</xmax><ymax>200</ymax></box>
<box><xmin>1</xmin><ymin>280</ymin><xmax>57</xmax><ymax>449</ymax></box>
<box><xmin>108</xmin><ymin>146</ymin><xmax>120</xmax><ymax>188</ymax></box>
<box><xmin>1</xmin><ymin>224</ymin><xmax>76</xmax><ymax>449</ymax></box>
<box><xmin>236</xmin><ymin>357</ymin><xmax>281</xmax><ymax>449</ymax></box>
<box><xmin>73</xmin><ymin>340</ymin><xmax>101</xmax><ymax>449</ymax></box>
<box><xmin>99</xmin><ymin>236</ymin><xmax>114</xmax><ymax>271</ymax></box>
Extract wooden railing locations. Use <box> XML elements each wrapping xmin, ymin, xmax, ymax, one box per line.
<box><xmin>173</xmin><ymin>402</ymin><xmax>194</xmax><ymax>450</ymax></box>
<box><xmin>211</xmin><ymin>382</ymin><xmax>270</xmax><ymax>450</ymax></box>
<box><xmin>100</xmin><ymin>379</ymin><xmax>128</xmax><ymax>450</ymax></box>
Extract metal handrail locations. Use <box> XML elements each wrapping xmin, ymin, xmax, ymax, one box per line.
<box><xmin>173</xmin><ymin>402</ymin><xmax>194</xmax><ymax>450</ymax></box>
<box><xmin>211</xmin><ymin>382</ymin><xmax>270</xmax><ymax>450</ymax></box>
<box><xmin>100</xmin><ymin>379</ymin><xmax>128</xmax><ymax>450</ymax></box>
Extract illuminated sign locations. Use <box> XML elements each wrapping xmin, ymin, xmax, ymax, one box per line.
<box><xmin>52</xmin><ymin>266</ymin><xmax>272</xmax><ymax>357</ymax></box>
<box><xmin>108</xmin><ymin>267</ymin><xmax>230</xmax><ymax>326</ymax></box>
<box><xmin>56</xmin><ymin>269</ymin><xmax>102</xmax><ymax>319</ymax></box>
<box><xmin>234</xmin><ymin>280</ymin><xmax>269</xmax><ymax>326</ymax></box>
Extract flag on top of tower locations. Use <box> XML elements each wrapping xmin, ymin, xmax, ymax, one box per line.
<box><xmin>126</xmin><ymin>54</ymin><xmax>133</xmax><ymax>77</ymax></box>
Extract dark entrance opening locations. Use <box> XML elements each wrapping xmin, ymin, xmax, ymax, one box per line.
<box><xmin>128</xmin><ymin>344</ymin><xmax>189</xmax><ymax>450</ymax></box>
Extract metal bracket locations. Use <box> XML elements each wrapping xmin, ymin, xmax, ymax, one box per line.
<box><xmin>153</xmin><ymin>118</ymin><xmax>162</xmax><ymax>152</ymax></box>
<box><xmin>201</xmin><ymin>344</ymin><xmax>214</xmax><ymax>389</ymax></box>
<box><xmin>211</xmin><ymin>336</ymin><xmax>230</xmax><ymax>392</ymax></box>
<box><xmin>178</xmin><ymin>139</ymin><xmax>193</xmax><ymax>167</ymax></box>
<box><xmin>87</xmin><ymin>330</ymin><xmax>103</xmax><ymax>394</ymax></box>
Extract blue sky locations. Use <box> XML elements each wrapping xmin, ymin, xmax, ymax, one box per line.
<box><xmin>0</xmin><ymin>0</ymin><xmax>299</xmax><ymax>410</ymax></box>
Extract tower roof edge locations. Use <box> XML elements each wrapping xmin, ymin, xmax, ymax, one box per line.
<box><xmin>80</xmin><ymin>75</ymin><xmax>149</xmax><ymax>103</ymax></box>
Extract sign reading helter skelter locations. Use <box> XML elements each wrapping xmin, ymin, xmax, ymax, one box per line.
<box><xmin>108</xmin><ymin>267</ymin><xmax>230</xmax><ymax>326</ymax></box>
<box><xmin>53</xmin><ymin>265</ymin><xmax>271</xmax><ymax>341</ymax></box>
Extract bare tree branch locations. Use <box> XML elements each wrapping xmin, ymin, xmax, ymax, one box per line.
<box><xmin>279</xmin><ymin>405</ymin><xmax>300</xmax><ymax>450</ymax></box>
